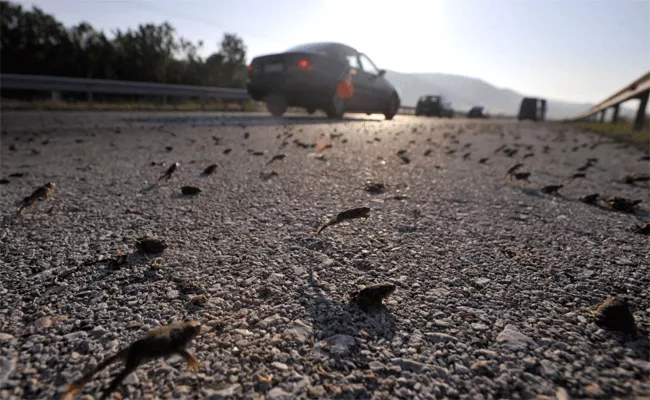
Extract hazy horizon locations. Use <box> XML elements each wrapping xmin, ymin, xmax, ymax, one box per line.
<box><xmin>12</xmin><ymin>0</ymin><xmax>650</xmax><ymax>105</ymax></box>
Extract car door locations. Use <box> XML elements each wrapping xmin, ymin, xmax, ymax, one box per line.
<box><xmin>358</xmin><ymin>53</ymin><xmax>392</xmax><ymax>110</ymax></box>
<box><xmin>343</xmin><ymin>53</ymin><xmax>369</xmax><ymax>111</ymax></box>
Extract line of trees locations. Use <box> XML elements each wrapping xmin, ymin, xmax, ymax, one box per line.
<box><xmin>0</xmin><ymin>1</ymin><xmax>248</xmax><ymax>88</ymax></box>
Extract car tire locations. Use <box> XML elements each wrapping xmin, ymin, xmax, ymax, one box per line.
<box><xmin>325</xmin><ymin>90</ymin><xmax>345</xmax><ymax>119</ymax></box>
<box><xmin>383</xmin><ymin>93</ymin><xmax>399</xmax><ymax>120</ymax></box>
<box><xmin>266</xmin><ymin>95</ymin><xmax>287</xmax><ymax>117</ymax></box>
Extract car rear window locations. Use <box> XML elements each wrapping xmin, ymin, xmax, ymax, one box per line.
<box><xmin>285</xmin><ymin>43</ymin><xmax>353</xmax><ymax>60</ymax></box>
<box><xmin>287</xmin><ymin>44</ymin><xmax>325</xmax><ymax>54</ymax></box>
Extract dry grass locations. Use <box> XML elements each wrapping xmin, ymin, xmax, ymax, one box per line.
<box><xmin>572</xmin><ymin>121</ymin><xmax>649</xmax><ymax>150</ymax></box>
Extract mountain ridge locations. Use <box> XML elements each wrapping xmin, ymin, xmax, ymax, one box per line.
<box><xmin>383</xmin><ymin>70</ymin><xmax>627</xmax><ymax>120</ymax></box>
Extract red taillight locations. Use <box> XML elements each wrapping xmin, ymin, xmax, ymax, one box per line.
<box><xmin>248</xmin><ymin>65</ymin><xmax>253</xmax><ymax>71</ymax></box>
<box><xmin>298</xmin><ymin>60</ymin><xmax>309</xmax><ymax>68</ymax></box>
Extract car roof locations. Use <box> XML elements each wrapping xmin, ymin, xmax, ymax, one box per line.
<box><xmin>285</xmin><ymin>42</ymin><xmax>359</xmax><ymax>58</ymax></box>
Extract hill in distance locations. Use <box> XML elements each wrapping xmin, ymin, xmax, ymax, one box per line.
<box><xmin>384</xmin><ymin>70</ymin><xmax>631</xmax><ymax>120</ymax></box>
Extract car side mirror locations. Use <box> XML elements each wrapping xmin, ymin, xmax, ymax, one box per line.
<box><xmin>377</xmin><ymin>69</ymin><xmax>386</xmax><ymax>77</ymax></box>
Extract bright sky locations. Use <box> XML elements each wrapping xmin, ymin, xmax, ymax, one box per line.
<box><xmin>15</xmin><ymin>0</ymin><xmax>650</xmax><ymax>104</ymax></box>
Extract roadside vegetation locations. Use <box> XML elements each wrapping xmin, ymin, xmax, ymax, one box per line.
<box><xmin>574</xmin><ymin>120</ymin><xmax>650</xmax><ymax>150</ymax></box>
<box><xmin>0</xmin><ymin>99</ymin><xmax>263</xmax><ymax>112</ymax></box>
<box><xmin>1</xmin><ymin>1</ymin><xmax>249</xmax><ymax>101</ymax></box>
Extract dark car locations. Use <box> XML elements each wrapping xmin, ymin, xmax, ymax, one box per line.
<box><xmin>246</xmin><ymin>42</ymin><xmax>401</xmax><ymax>119</ymax></box>
<box><xmin>468</xmin><ymin>106</ymin><xmax>488</xmax><ymax>118</ymax></box>
<box><xmin>415</xmin><ymin>95</ymin><xmax>453</xmax><ymax>118</ymax></box>
<box><xmin>518</xmin><ymin>97</ymin><xmax>547</xmax><ymax>121</ymax></box>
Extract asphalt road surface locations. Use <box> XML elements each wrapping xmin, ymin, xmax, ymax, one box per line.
<box><xmin>1</xmin><ymin>111</ymin><xmax>649</xmax><ymax>400</ymax></box>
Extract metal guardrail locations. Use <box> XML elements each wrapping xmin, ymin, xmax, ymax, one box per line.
<box><xmin>0</xmin><ymin>73</ymin><xmax>418</xmax><ymax>115</ymax></box>
<box><xmin>569</xmin><ymin>70</ymin><xmax>650</xmax><ymax>130</ymax></box>
<box><xmin>0</xmin><ymin>73</ymin><xmax>249</xmax><ymax>105</ymax></box>
<box><xmin>399</xmin><ymin>106</ymin><xmax>416</xmax><ymax>114</ymax></box>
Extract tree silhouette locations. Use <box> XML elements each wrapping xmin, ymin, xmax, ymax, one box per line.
<box><xmin>0</xmin><ymin>1</ymin><xmax>248</xmax><ymax>93</ymax></box>
<box><xmin>219</xmin><ymin>33</ymin><xmax>248</xmax><ymax>88</ymax></box>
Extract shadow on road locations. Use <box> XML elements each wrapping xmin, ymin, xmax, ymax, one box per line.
<box><xmin>124</xmin><ymin>113</ymin><xmax>386</xmax><ymax>127</ymax></box>
<box><xmin>518</xmin><ymin>187</ymin><xmax>650</xmax><ymax>219</ymax></box>
<box><xmin>304</xmin><ymin>284</ymin><xmax>397</xmax><ymax>344</ymax></box>
<box><xmin>628</xmin><ymin>333</ymin><xmax>650</xmax><ymax>361</ymax></box>
<box><xmin>139</xmin><ymin>183</ymin><xmax>159</xmax><ymax>193</ymax></box>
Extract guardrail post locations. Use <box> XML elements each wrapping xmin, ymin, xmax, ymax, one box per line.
<box><xmin>51</xmin><ymin>91</ymin><xmax>61</xmax><ymax>102</ymax></box>
<box><xmin>200</xmin><ymin>94</ymin><xmax>206</xmax><ymax>111</ymax></box>
<box><xmin>86</xmin><ymin>90</ymin><xmax>93</xmax><ymax>109</ymax></box>
<box><xmin>634</xmin><ymin>89</ymin><xmax>649</xmax><ymax>131</ymax></box>
<box><xmin>611</xmin><ymin>104</ymin><xmax>620</xmax><ymax>124</ymax></box>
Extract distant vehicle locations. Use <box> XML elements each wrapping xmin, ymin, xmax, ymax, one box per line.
<box><xmin>415</xmin><ymin>95</ymin><xmax>453</xmax><ymax>118</ymax></box>
<box><xmin>518</xmin><ymin>97</ymin><xmax>547</xmax><ymax>121</ymax></box>
<box><xmin>468</xmin><ymin>106</ymin><xmax>488</xmax><ymax>119</ymax></box>
<box><xmin>246</xmin><ymin>42</ymin><xmax>401</xmax><ymax>119</ymax></box>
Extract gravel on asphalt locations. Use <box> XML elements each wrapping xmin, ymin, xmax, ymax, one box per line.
<box><xmin>0</xmin><ymin>111</ymin><xmax>648</xmax><ymax>399</ymax></box>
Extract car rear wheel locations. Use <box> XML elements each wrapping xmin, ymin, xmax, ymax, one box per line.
<box><xmin>384</xmin><ymin>93</ymin><xmax>399</xmax><ymax>120</ymax></box>
<box><xmin>266</xmin><ymin>95</ymin><xmax>287</xmax><ymax>117</ymax></box>
<box><xmin>325</xmin><ymin>91</ymin><xmax>345</xmax><ymax>119</ymax></box>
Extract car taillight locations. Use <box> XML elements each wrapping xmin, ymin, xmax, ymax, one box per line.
<box><xmin>248</xmin><ymin>65</ymin><xmax>253</xmax><ymax>71</ymax></box>
<box><xmin>286</xmin><ymin>59</ymin><xmax>313</xmax><ymax>71</ymax></box>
